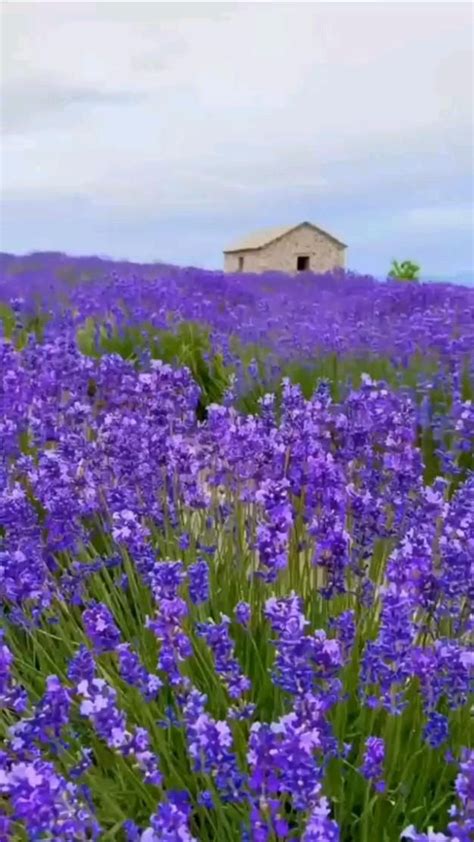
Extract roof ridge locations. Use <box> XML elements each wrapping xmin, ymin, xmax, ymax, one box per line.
<box><xmin>224</xmin><ymin>221</ymin><xmax>346</xmax><ymax>252</ymax></box>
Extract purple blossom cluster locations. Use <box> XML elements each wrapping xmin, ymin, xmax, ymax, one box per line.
<box><xmin>139</xmin><ymin>790</ymin><xmax>196</xmax><ymax>842</ymax></box>
<box><xmin>188</xmin><ymin>559</ymin><xmax>210</xmax><ymax>605</ymax></box>
<box><xmin>255</xmin><ymin>478</ymin><xmax>294</xmax><ymax>582</ymax></box>
<box><xmin>116</xmin><ymin>643</ymin><xmax>162</xmax><ymax>701</ymax></box>
<box><xmin>0</xmin><ymin>754</ymin><xmax>100</xmax><ymax>840</ymax></box>
<box><xmin>360</xmin><ymin>736</ymin><xmax>386</xmax><ymax>793</ymax></box>
<box><xmin>196</xmin><ymin>615</ymin><xmax>251</xmax><ymax>699</ymax></box>
<box><xmin>83</xmin><ymin>602</ymin><xmax>121</xmax><ymax>653</ymax></box>
<box><xmin>76</xmin><ymin>675</ymin><xmax>162</xmax><ymax>785</ymax></box>
<box><xmin>0</xmin><ymin>256</ymin><xmax>473</xmax><ymax>839</ymax></box>
<box><xmin>1</xmin><ymin>254</ymin><xmax>473</xmax><ymax>374</ymax></box>
<box><xmin>183</xmin><ymin>687</ymin><xmax>245</xmax><ymax>803</ymax></box>
<box><xmin>302</xmin><ymin>797</ymin><xmax>341</xmax><ymax>841</ymax></box>
<box><xmin>264</xmin><ymin>595</ymin><xmax>343</xmax><ymax>696</ymax></box>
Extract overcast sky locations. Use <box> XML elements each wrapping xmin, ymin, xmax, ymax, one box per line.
<box><xmin>1</xmin><ymin>1</ymin><xmax>473</xmax><ymax>278</ymax></box>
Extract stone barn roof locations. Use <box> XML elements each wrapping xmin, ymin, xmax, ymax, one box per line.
<box><xmin>224</xmin><ymin>221</ymin><xmax>347</xmax><ymax>253</ymax></box>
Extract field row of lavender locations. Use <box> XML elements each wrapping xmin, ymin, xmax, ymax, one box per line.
<box><xmin>1</xmin><ymin>254</ymin><xmax>473</xmax><ymax>841</ymax></box>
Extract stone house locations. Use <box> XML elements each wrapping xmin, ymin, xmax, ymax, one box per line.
<box><xmin>223</xmin><ymin>221</ymin><xmax>347</xmax><ymax>274</ymax></box>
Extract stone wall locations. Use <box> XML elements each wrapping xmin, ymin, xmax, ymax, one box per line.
<box><xmin>224</xmin><ymin>225</ymin><xmax>346</xmax><ymax>274</ymax></box>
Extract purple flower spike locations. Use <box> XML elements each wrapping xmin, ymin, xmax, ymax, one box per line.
<box><xmin>235</xmin><ymin>601</ymin><xmax>251</xmax><ymax>627</ymax></box>
<box><xmin>0</xmin><ymin>755</ymin><xmax>100</xmax><ymax>840</ymax></box>
<box><xmin>141</xmin><ymin>790</ymin><xmax>196</xmax><ymax>841</ymax></box>
<box><xmin>83</xmin><ymin>602</ymin><xmax>121</xmax><ymax>654</ymax></box>
<box><xmin>188</xmin><ymin>559</ymin><xmax>209</xmax><ymax>605</ymax></box>
<box><xmin>424</xmin><ymin>711</ymin><xmax>449</xmax><ymax>749</ymax></box>
<box><xmin>360</xmin><ymin>736</ymin><xmax>385</xmax><ymax>793</ymax></box>
<box><xmin>68</xmin><ymin>645</ymin><xmax>96</xmax><ymax>684</ymax></box>
<box><xmin>116</xmin><ymin>643</ymin><xmax>162</xmax><ymax>702</ymax></box>
<box><xmin>196</xmin><ymin>615</ymin><xmax>251</xmax><ymax>699</ymax></box>
<box><xmin>303</xmin><ymin>797</ymin><xmax>340</xmax><ymax>840</ymax></box>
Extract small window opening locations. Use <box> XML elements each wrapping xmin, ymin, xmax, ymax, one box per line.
<box><xmin>297</xmin><ymin>255</ymin><xmax>310</xmax><ymax>271</ymax></box>
<box><xmin>238</xmin><ymin>256</ymin><xmax>244</xmax><ymax>272</ymax></box>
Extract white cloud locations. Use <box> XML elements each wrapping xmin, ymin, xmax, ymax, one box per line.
<box><xmin>0</xmin><ymin>2</ymin><xmax>472</xmax><ymax>271</ymax></box>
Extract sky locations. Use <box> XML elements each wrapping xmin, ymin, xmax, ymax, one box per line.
<box><xmin>1</xmin><ymin>1</ymin><xmax>473</xmax><ymax>280</ymax></box>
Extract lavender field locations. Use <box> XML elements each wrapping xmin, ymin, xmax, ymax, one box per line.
<box><xmin>0</xmin><ymin>253</ymin><xmax>473</xmax><ymax>841</ymax></box>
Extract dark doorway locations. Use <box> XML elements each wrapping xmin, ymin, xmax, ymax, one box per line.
<box><xmin>297</xmin><ymin>255</ymin><xmax>310</xmax><ymax>271</ymax></box>
<box><xmin>238</xmin><ymin>256</ymin><xmax>244</xmax><ymax>272</ymax></box>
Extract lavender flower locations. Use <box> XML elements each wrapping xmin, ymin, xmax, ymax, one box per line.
<box><xmin>328</xmin><ymin>610</ymin><xmax>356</xmax><ymax>659</ymax></box>
<box><xmin>77</xmin><ymin>677</ymin><xmax>129</xmax><ymax>750</ymax></box>
<box><xmin>424</xmin><ymin>712</ymin><xmax>449</xmax><ymax>749</ymax></box>
<box><xmin>264</xmin><ymin>595</ymin><xmax>344</xmax><ymax>697</ymax></box>
<box><xmin>249</xmin><ymin>798</ymin><xmax>289</xmax><ymax>841</ymax></box>
<box><xmin>183</xmin><ymin>688</ymin><xmax>245</xmax><ymax>802</ymax></box>
<box><xmin>2</xmin><ymin>256</ymin><xmax>474</xmax><ymax>841</ymax></box>
<box><xmin>116</xmin><ymin>643</ymin><xmax>162</xmax><ymax>701</ymax></box>
<box><xmin>123</xmin><ymin>819</ymin><xmax>141</xmax><ymax>841</ymax></box>
<box><xmin>188</xmin><ymin>559</ymin><xmax>209</xmax><ymax>605</ymax></box>
<box><xmin>83</xmin><ymin>602</ymin><xmax>121</xmax><ymax>654</ymax></box>
<box><xmin>68</xmin><ymin>645</ymin><xmax>96</xmax><ymax>684</ymax></box>
<box><xmin>448</xmin><ymin>748</ymin><xmax>474</xmax><ymax>840</ymax></box>
<box><xmin>235</xmin><ymin>601</ymin><xmax>251</xmax><ymax>627</ymax></box>
<box><xmin>141</xmin><ymin>791</ymin><xmax>196</xmax><ymax>841</ymax></box>
<box><xmin>125</xmin><ymin>727</ymin><xmax>162</xmax><ymax>786</ymax></box>
<box><xmin>197</xmin><ymin>790</ymin><xmax>214</xmax><ymax>809</ymax></box>
<box><xmin>178</xmin><ymin>533</ymin><xmax>191</xmax><ymax>551</ymax></box>
<box><xmin>302</xmin><ymin>797</ymin><xmax>340</xmax><ymax>840</ymax></box>
<box><xmin>148</xmin><ymin>560</ymin><xmax>186</xmax><ymax>601</ymax></box>
<box><xmin>0</xmin><ymin>755</ymin><xmax>100</xmax><ymax>840</ymax></box>
<box><xmin>360</xmin><ymin>737</ymin><xmax>385</xmax><ymax>793</ymax></box>
<box><xmin>196</xmin><ymin>615</ymin><xmax>251</xmax><ymax>699</ymax></box>
<box><xmin>146</xmin><ymin>597</ymin><xmax>192</xmax><ymax>687</ymax></box>
<box><xmin>255</xmin><ymin>478</ymin><xmax>293</xmax><ymax>583</ymax></box>
<box><xmin>8</xmin><ymin>675</ymin><xmax>71</xmax><ymax>753</ymax></box>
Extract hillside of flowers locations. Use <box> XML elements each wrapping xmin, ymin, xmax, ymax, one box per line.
<box><xmin>0</xmin><ymin>254</ymin><xmax>473</xmax><ymax>841</ymax></box>
<box><xmin>1</xmin><ymin>252</ymin><xmax>474</xmax><ymax>369</ymax></box>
